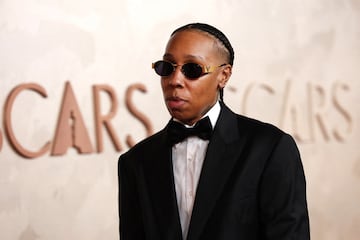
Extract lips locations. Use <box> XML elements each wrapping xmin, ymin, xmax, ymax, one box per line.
<box><xmin>166</xmin><ymin>96</ymin><xmax>187</xmax><ymax>109</ymax></box>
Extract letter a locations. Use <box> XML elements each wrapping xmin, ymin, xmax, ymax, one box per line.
<box><xmin>51</xmin><ymin>81</ymin><xmax>93</xmax><ymax>155</ymax></box>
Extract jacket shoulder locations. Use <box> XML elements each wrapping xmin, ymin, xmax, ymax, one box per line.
<box><xmin>221</xmin><ymin>103</ymin><xmax>286</xmax><ymax>139</ymax></box>
<box><xmin>119</xmin><ymin>128</ymin><xmax>167</xmax><ymax>160</ymax></box>
<box><xmin>235</xmin><ymin>113</ymin><xmax>299</xmax><ymax>157</ymax></box>
<box><xmin>237</xmin><ymin>114</ymin><xmax>285</xmax><ymax>137</ymax></box>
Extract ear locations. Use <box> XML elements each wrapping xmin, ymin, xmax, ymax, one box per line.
<box><xmin>218</xmin><ymin>64</ymin><xmax>232</xmax><ymax>89</ymax></box>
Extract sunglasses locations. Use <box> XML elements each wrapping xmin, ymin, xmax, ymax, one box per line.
<box><xmin>152</xmin><ymin>60</ymin><xmax>226</xmax><ymax>80</ymax></box>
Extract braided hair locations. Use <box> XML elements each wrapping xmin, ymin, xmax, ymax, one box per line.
<box><xmin>171</xmin><ymin>23</ymin><xmax>234</xmax><ymax>101</ymax></box>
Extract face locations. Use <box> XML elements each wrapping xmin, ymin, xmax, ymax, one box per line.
<box><xmin>160</xmin><ymin>30</ymin><xmax>232</xmax><ymax>125</ymax></box>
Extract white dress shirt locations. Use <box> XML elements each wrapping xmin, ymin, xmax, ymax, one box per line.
<box><xmin>172</xmin><ymin>101</ymin><xmax>221</xmax><ymax>239</ymax></box>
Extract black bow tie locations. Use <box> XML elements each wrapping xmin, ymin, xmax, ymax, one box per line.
<box><xmin>167</xmin><ymin>117</ymin><xmax>213</xmax><ymax>145</ymax></box>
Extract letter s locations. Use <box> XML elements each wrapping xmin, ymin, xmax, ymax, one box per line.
<box><xmin>125</xmin><ymin>83</ymin><xmax>154</xmax><ymax>147</ymax></box>
<box><xmin>332</xmin><ymin>82</ymin><xmax>352</xmax><ymax>141</ymax></box>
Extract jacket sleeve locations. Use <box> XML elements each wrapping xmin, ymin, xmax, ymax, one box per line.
<box><xmin>259</xmin><ymin>134</ymin><xmax>310</xmax><ymax>240</ymax></box>
<box><xmin>119</xmin><ymin>154</ymin><xmax>146</xmax><ymax>239</ymax></box>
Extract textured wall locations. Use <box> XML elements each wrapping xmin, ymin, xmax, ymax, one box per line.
<box><xmin>0</xmin><ymin>0</ymin><xmax>359</xmax><ymax>239</ymax></box>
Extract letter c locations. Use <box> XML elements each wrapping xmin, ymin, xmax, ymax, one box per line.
<box><xmin>4</xmin><ymin>83</ymin><xmax>51</xmax><ymax>159</ymax></box>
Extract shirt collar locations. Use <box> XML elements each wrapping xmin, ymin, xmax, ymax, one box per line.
<box><xmin>203</xmin><ymin>101</ymin><xmax>220</xmax><ymax>129</ymax></box>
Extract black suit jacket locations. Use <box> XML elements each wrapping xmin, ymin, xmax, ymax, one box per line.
<box><xmin>119</xmin><ymin>103</ymin><xmax>310</xmax><ymax>240</ymax></box>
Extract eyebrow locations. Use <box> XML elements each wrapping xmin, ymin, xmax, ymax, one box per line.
<box><xmin>163</xmin><ymin>53</ymin><xmax>206</xmax><ymax>61</ymax></box>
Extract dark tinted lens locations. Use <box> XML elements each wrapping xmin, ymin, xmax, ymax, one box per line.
<box><xmin>182</xmin><ymin>63</ymin><xmax>203</xmax><ymax>79</ymax></box>
<box><xmin>154</xmin><ymin>61</ymin><xmax>174</xmax><ymax>76</ymax></box>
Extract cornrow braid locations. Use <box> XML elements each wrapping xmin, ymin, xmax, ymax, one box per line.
<box><xmin>171</xmin><ymin>23</ymin><xmax>234</xmax><ymax>101</ymax></box>
<box><xmin>171</xmin><ymin>23</ymin><xmax>234</xmax><ymax>66</ymax></box>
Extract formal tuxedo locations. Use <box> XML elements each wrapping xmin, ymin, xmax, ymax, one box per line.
<box><xmin>119</xmin><ymin>103</ymin><xmax>310</xmax><ymax>240</ymax></box>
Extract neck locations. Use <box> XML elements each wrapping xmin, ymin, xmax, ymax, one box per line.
<box><xmin>174</xmin><ymin>101</ymin><xmax>221</xmax><ymax>128</ymax></box>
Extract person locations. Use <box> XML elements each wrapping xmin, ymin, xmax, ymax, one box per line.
<box><xmin>118</xmin><ymin>23</ymin><xmax>310</xmax><ymax>240</ymax></box>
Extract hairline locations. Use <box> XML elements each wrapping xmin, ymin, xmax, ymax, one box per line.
<box><xmin>171</xmin><ymin>28</ymin><xmax>230</xmax><ymax>65</ymax></box>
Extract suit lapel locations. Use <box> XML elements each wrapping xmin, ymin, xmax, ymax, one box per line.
<box><xmin>187</xmin><ymin>104</ymin><xmax>247</xmax><ymax>240</ymax></box>
<box><xmin>142</xmin><ymin>130</ymin><xmax>182</xmax><ymax>240</ymax></box>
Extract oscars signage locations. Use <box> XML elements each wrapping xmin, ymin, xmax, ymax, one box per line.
<box><xmin>0</xmin><ymin>81</ymin><xmax>154</xmax><ymax>159</ymax></box>
<box><xmin>0</xmin><ymin>79</ymin><xmax>353</xmax><ymax>159</ymax></box>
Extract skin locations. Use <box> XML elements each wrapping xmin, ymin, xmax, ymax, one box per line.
<box><xmin>161</xmin><ymin>30</ymin><xmax>232</xmax><ymax>125</ymax></box>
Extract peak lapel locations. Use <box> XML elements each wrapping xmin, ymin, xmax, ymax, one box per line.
<box><xmin>187</xmin><ymin>105</ymin><xmax>247</xmax><ymax>240</ymax></box>
<box><xmin>142</xmin><ymin>131</ymin><xmax>182</xmax><ymax>240</ymax></box>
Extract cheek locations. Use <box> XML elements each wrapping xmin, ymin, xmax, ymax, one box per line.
<box><xmin>190</xmin><ymin>80</ymin><xmax>218</xmax><ymax>102</ymax></box>
<box><xmin>197</xmin><ymin>79</ymin><xmax>219</xmax><ymax>95</ymax></box>
<box><xmin>160</xmin><ymin>80</ymin><xmax>167</xmax><ymax>93</ymax></box>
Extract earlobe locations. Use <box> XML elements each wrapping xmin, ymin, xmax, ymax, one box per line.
<box><xmin>219</xmin><ymin>80</ymin><xmax>227</xmax><ymax>89</ymax></box>
<box><xmin>218</xmin><ymin>65</ymin><xmax>232</xmax><ymax>88</ymax></box>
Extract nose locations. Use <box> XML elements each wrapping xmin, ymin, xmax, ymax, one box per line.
<box><xmin>166</xmin><ymin>66</ymin><xmax>185</xmax><ymax>88</ymax></box>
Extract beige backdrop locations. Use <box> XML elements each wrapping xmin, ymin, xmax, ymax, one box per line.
<box><xmin>1</xmin><ymin>0</ymin><xmax>360</xmax><ymax>239</ymax></box>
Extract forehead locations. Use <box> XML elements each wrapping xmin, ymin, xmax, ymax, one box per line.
<box><xmin>164</xmin><ymin>30</ymin><xmax>218</xmax><ymax>61</ymax></box>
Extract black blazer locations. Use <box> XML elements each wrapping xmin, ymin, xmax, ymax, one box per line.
<box><xmin>119</xmin><ymin>103</ymin><xmax>310</xmax><ymax>240</ymax></box>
